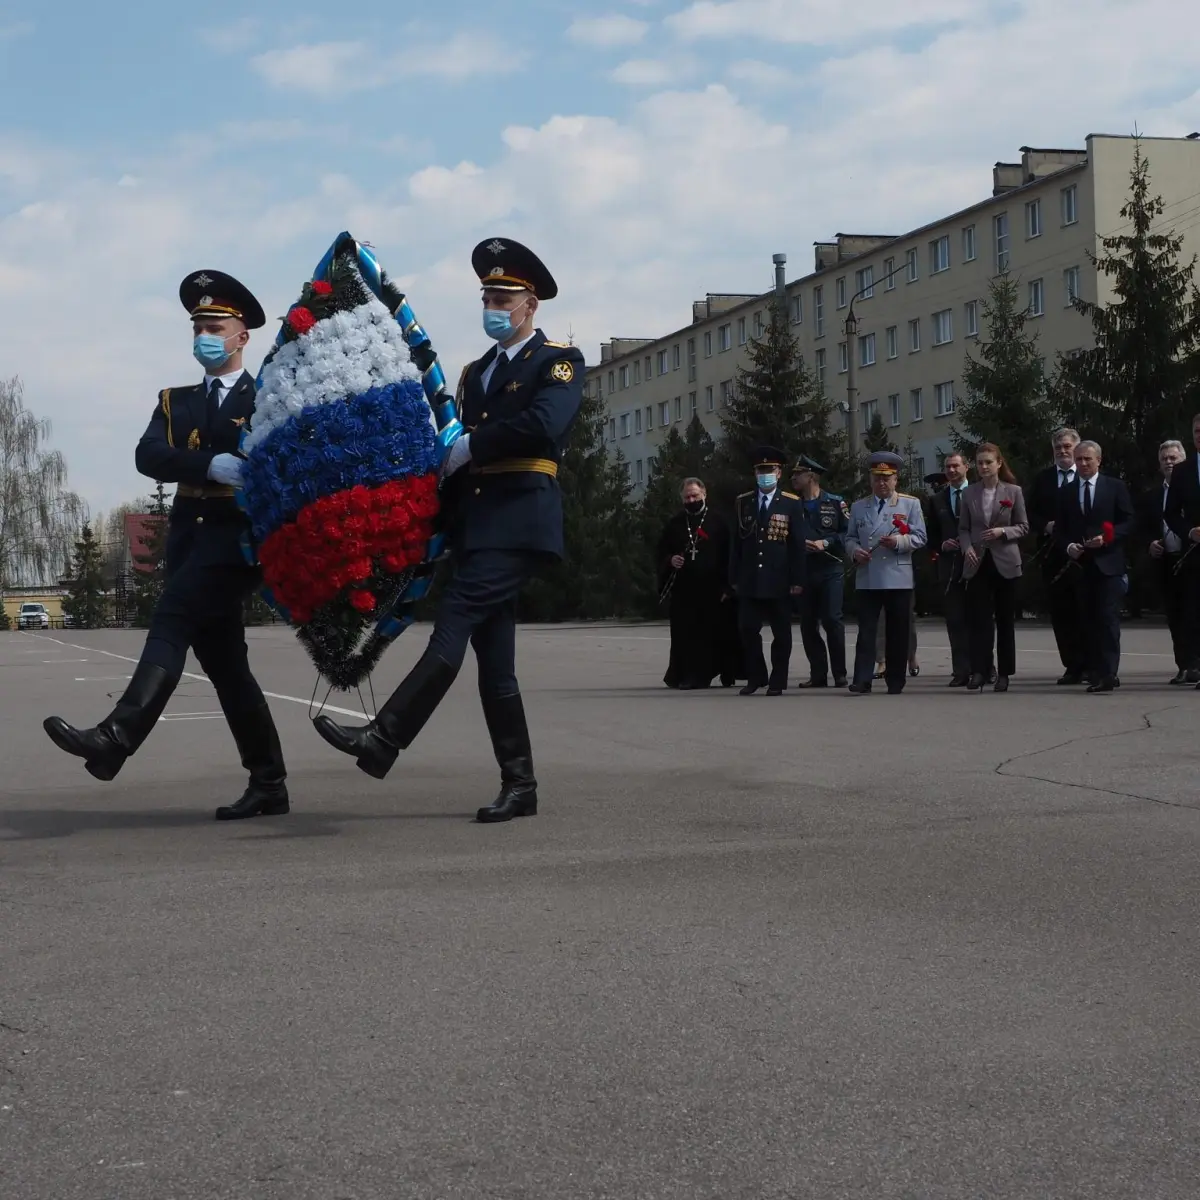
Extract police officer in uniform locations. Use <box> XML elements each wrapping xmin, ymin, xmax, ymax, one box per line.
<box><xmin>730</xmin><ymin>446</ymin><xmax>808</xmax><ymax>696</ymax></box>
<box><xmin>846</xmin><ymin>450</ymin><xmax>928</xmax><ymax>695</ymax></box>
<box><xmin>44</xmin><ymin>273</ymin><xmax>289</xmax><ymax>820</ymax></box>
<box><xmin>313</xmin><ymin>238</ymin><xmax>583</xmax><ymax>822</ymax></box>
<box><xmin>789</xmin><ymin>454</ymin><xmax>849</xmax><ymax>688</ymax></box>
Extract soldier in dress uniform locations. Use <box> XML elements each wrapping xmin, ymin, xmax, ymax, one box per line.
<box><xmin>730</xmin><ymin>445</ymin><xmax>808</xmax><ymax>696</ymax></box>
<box><xmin>44</xmin><ymin>272</ymin><xmax>289</xmax><ymax>820</ymax></box>
<box><xmin>846</xmin><ymin>450</ymin><xmax>928</xmax><ymax>694</ymax></box>
<box><xmin>789</xmin><ymin>454</ymin><xmax>849</xmax><ymax>688</ymax></box>
<box><xmin>314</xmin><ymin>238</ymin><xmax>583</xmax><ymax>823</ymax></box>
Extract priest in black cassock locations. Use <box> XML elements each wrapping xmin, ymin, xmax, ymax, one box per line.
<box><xmin>657</xmin><ymin>477</ymin><xmax>741</xmax><ymax>688</ymax></box>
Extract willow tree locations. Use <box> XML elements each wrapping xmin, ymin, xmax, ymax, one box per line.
<box><xmin>0</xmin><ymin>377</ymin><xmax>86</xmax><ymax>588</ymax></box>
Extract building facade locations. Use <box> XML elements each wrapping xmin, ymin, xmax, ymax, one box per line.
<box><xmin>588</xmin><ymin>133</ymin><xmax>1200</xmax><ymax>491</ymax></box>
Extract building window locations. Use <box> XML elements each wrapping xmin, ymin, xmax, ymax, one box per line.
<box><xmin>912</xmin><ymin>456</ymin><xmax>925</xmax><ymax>482</ymax></box>
<box><xmin>1026</xmin><ymin>198</ymin><xmax>1042</xmax><ymax>239</ymax></box>
<box><xmin>910</xmin><ymin>388</ymin><xmax>923</xmax><ymax>421</ymax></box>
<box><xmin>658</xmin><ymin>401</ymin><xmax>669</xmax><ymax>426</ymax></box>
<box><xmin>647</xmin><ymin>454</ymin><xmax>656</xmax><ymax>475</ymax></box>
<box><xmin>636</xmin><ymin>458</ymin><xmax>644</xmax><ymax>485</ymax></box>
<box><xmin>753</xmin><ymin>310</ymin><xmax>764</xmax><ymax>337</ymax></box>
<box><xmin>720</xmin><ymin>379</ymin><xmax>733</xmax><ymax>406</ymax></box>
<box><xmin>1061</xmin><ymin>184</ymin><xmax>1078</xmax><ymax>226</ymax></box>
<box><xmin>619</xmin><ymin>412</ymin><xmax>631</xmax><ymax>437</ymax></box>
<box><xmin>858</xmin><ymin>332</ymin><xmax>876</xmax><ymax>367</ymax></box>
<box><xmin>703</xmin><ymin>331</ymin><xmax>712</xmax><ymax>358</ymax></box>
<box><xmin>1064</xmin><ymin>265</ymin><xmax>1081</xmax><ymax>305</ymax></box>
<box><xmin>608</xmin><ymin>416</ymin><xmax>616</xmax><ymax>440</ymax></box>
<box><xmin>962</xmin><ymin>224</ymin><xmax>976</xmax><ymax>262</ymax></box>
<box><xmin>718</xmin><ymin>324</ymin><xmax>731</xmax><ymax>352</ymax></box>
<box><xmin>672</xmin><ymin>343</ymin><xmax>681</xmax><ymax>371</ymax></box>
<box><xmin>814</xmin><ymin>286</ymin><xmax>824</xmax><ymax>336</ymax></box>
<box><xmin>965</xmin><ymin>299</ymin><xmax>979</xmax><ymax>337</ymax></box>
<box><xmin>687</xmin><ymin>338</ymin><xmax>696</xmax><ymax>381</ymax></box>
<box><xmin>657</xmin><ymin>349</ymin><xmax>669</xmax><ymax>375</ymax></box>
<box><xmin>632</xmin><ymin>360</ymin><xmax>641</xmax><ymax>385</ymax></box>
<box><xmin>790</xmin><ymin>294</ymin><xmax>802</xmax><ymax>324</ymax></box>
<box><xmin>930</xmin><ymin>235</ymin><xmax>950</xmax><ymax>274</ymax></box>
<box><xmin>908</xmin><ymin>318</ymin><xmax>921</xmax><ymax>352</ymax></box>
<box><xmin>855</xmin><ymin>265</ymin><xmax>875</xmax><ymax>299</ymax></box>
<box><xmin>838</xmin><ymin>341</ymin><xmax>848</xmax><ymax>373</ymax></box>
<box><xmin>836</xmin><ymin>276</ymin><xmax>847</xmax><ymax>308</ymax></box>
<box><xmin>888</xmin><ymin>394</ymin><xmax>900</xmax><ymax>426</ymax></box>
<box><xmin>932</xmin><ymin>308</ymin><xmax>953</xmax><ymax>345</ymax></box>
<box><xmin>619</xmin><ymin>365</ymin><xmax>629</xmax><ymax>389</ymax></box>
<box><xmin>906</xmin><ymin>248</ymin><xmax>919</xmax><ymax>282</ymax></box>
<box><xmin>884</xmin><ymin>256</ymin><xmax>896</xmax><ymax>290</ymax></box>
<box><xmin>674</xmin><ymin>396</ymin><xmax>682</xmax><ymax>421</ymax></box>
<box><xmin>645</xmin><ymin>405</ymin><xmax>652</xmax><ymax>430</ymax></box>
<box><xmin>862</xmin><ymin>399</ymin><xmax>878</xmax><ymax>426</ymax></box>
<box><xmin>705</xmin><ymin>386</ymin><xmax>714</xmax><ymax>412</ymax></box>
<box><xmin>815</xmin><ymin>348</ymin><xmax>826</xmax><ymax>390</ymax></box>
<box><xmin>634</xmin><ymin>407</ymin><xmax>642</xmax><ymax>434</ymax></box>
<box><xmin>622</xmin><ymin>461</ymin><xmax>632</xmax><ymax>483</ymax></box>
<box><xmin>737</xmin><ymin>316</ymin><xmax>747</xmax><ymax>345</ymax></box>
<box><xmin>607</xmin><ymin>369</ymin><xmax>615</xmax><ymax>393</ymax></box>
<box><xmin>883</xmin><ymin>325</ymin><xmax>898</xmax><ymax>360</ymax></box>
<box><xmin>935</xmin><ymin>382</ymin><xmax>955</xmax><ymax>416</ymax></box>
<box><xmin>1028</xmin><ymin>278</ymin><xmax>1045</xmax><ymax>317</ymax></box>
<box><xmin>689</xmin><ymin>391</ymin><xmax>698</xmax><ymax>416</ymax></box>
<box><xmin>993</xmin><ymin>212</ymin><xmax>1010</xmax><ymax>271</ymax></box>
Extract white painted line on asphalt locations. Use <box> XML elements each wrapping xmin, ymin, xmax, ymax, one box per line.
<box><xmin>74</xmin><ymin>676</ymin><xmax>133</xmax><ymax>682</ymax></box>
<box><xmin>160</xmin><ymin>713</ymin><xmax>225</xmax><ymax>721</ymax></box>
<box><xmin>34</xmin><ymin>635</ymin><xmax>372</xmax><ymax>719</ymax></box>
<box><xmin>42</xmin><ymin>658</ymin><xmax>91</xmax><ymax>663</ymax></box>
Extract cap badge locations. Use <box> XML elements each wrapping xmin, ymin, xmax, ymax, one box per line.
<box><xmin>486</xmin><ymin>240</ymin><xmax>506</xmax><ymax>255</ymax></box>
<box><xmin>192</xmin><ymin>273</ymin><xmax>213</xmax><ymax>287</ymax></box>
<box><xmin>199</xmin><ymin>295</ymin><xmax>213</xmax><ymax>306</ymax></box>
<box><xmin>488</xmin><ymin>266</ymin><xmax>505</xmax><ymax>278</ymax></box>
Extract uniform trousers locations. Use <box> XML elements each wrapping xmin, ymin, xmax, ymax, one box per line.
<box><xmin>854</xmin><ymin>588</ymin><xmax>912</xmax><ymax>689</ymax></box>
<box><xmin>966</xmin><ymin>554</ymin><xmax>1018</xmax><ymax>677</ymax></box>
<box><xmin>738</xmin><ymin>597</ymin><xmax>792</xmax><ymax>689</ymax></box>
<box><xmin>426</xmin><ymin>549</ymin><xmax>546</xmax><ymax>700</ymax></box>
<box><xmin>797</xmin><ymin>567</ymin><xmax>846</xmax><ymax>681</ymax></box>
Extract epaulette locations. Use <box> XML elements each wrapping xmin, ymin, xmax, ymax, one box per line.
<box><xmin>781</xmin><ymin>491</ymin><xmax>800</xmax><ymax>500</ymax></box>
<box><xmin>897</xmin><ymin>493</ymin><xmax>916</xmax><ymax>499</ymax></box>
<box><xmin>543</xmin><ymin>339</ymin><xmax>573</xmax><ymax>348</ymax></box>
<box><xmin>737</xmin><ymin>490</ymin><xmax>754</xmax><ymax>499</ymax></box>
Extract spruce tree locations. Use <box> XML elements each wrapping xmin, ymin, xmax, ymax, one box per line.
<box><xmin>131</xmin><ymin>482</ymin><xmax>170</xmax><ymax>627</ymax></box>
<box><xmin>1053</xmin><ymin>140</ymin><xmax>1200</xmax><ymax>491</ymax></box>
<box><xmin>63</xmin><ymin>521</ymin><xmax>106</xmax><ymax>628</ymax></box>
<box><xmin>862</xmin><ymin>412</ymin><xmax>897</xmax><ymax>454</ymax></box>
<box><xmin>953</xmin><ymin>269</ymin><xmax>1056</xmax><ymax>485</ymax></box>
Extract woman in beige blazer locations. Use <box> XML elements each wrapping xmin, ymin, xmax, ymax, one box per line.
<box><xmin>958</xmin><ymin>443</ymin><xmax>1029</xmax><ymax>691</ymax></box>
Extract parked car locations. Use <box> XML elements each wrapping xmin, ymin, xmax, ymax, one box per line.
<box><xmin>17</xmin><ymin>603</ymin><xmax>50</xmax><ymax>630</ymax></box>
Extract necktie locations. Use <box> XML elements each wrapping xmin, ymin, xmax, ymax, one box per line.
<box><xmin>1059</xmin><ymin>469</ymin><xmax>1069</xmax><ymax>487</ymax></box>
<box><xmin>877</xmin><ymin>497</ymin><xmax>885</xmax><ymax>514</ymax></box>
<box><xmin>1083</xmin><ymin>479</ymin><xmax>1092</xmax><ymax>518</ymax></box>
<box><xmin>206</xmin><ymin>378</ymin><xmax>222</xmax><ymax>426</ymax></box>
<box><xmin>950</xmin><ymin>488</ymin><xmax>959</xmax><ymax>518</ymax></box>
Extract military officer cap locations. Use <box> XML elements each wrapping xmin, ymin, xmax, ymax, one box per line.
<box><xmin>791</xmin><ymin>454</ymin><xmax>825</xmax><ymax>476</ymax></box>
<box><xmin>924</xmin><ymin>470</ymin><xmax>948</xmax><ymax>486</ymax></box>
<box><xmin>179</xmin><ymin>270</ymin><xmax>266</xmax><ymax>329</ymax></box>
<box><xmin>472</xmin><ymin>237</ymin><xmax>558</xmax><ymax>300</ymax></box>
<box><xmin>752</xmin><ymin>444</ymin><xmax>787</xmax><ymax>469</ymax></box>
<box><xmin>868</xmin><ymin>450</ymin><xmax>905</xmax><ymax>475</ymax></box>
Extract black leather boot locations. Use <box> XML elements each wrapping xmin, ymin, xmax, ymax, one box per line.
<box><xmin>312</xmin><ymin>650</ymin><xmax>459</xmax><ymax>778</ymax></box>
<box><xmin>43</xmin><ymin>662</ymin><xmax>175</xmax><ymax>781</ymax></box>
<box><xmin>476</xmin><ymin>692</ymin><xmax>538</xmax><ymax>823</ymax></box>
<box><xmin>216</xmin><ymin>701</ymin><xmax>290</xmax><ymax>820</ymax></box>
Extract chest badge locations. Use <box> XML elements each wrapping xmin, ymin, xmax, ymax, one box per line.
<box><xmin>505</xmin><ymin>380</ymin><xmax>521</xmax><ymax>392</ymax></box>
<box><xmin>550</xmin><ymin>360</ymin><xmax>575</xmax><ymax>384</ymax></box>
<box><xmin>187</xmin><ymin>428</ymin><xmax>201</xmax><ymax>450</ymax></box>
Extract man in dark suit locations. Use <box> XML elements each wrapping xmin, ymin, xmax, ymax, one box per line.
<box><xmin>44</xmin><ymin>272</ymin><xmax>289</xmax><ymax>820</ymax></box>
<box><xmin>314</xmin><ymin>238</ymin><xmax>583</xmax><ymax>822</ymax></box>
<box><xmin>1055</xmin><ymin>440</ymin><xmax>1135</xmax><ymax>693</ymax></box>
<box><xmin>1028</xmin><ymin>426</ymin><xmax>1088</xmax><ymax>683</ymax></box>
<box><xmin>924</xmin><ymin>454</ymin><xmax>971</xmax><ymax>685</ymax></box>
<box><xmin>1163</xmin><ymin>414</ymin><xmax>1200</xmax><ymax>689</ymax></box>
<box><xmin>1141</xmin><ymin>439</ymin><xmax>1193</xmax><ymax>684</ymax></box>
<box><xmin>730</xmin><ymin>445</ymin><xmax>808</xmax><ymax>696</ymax></box>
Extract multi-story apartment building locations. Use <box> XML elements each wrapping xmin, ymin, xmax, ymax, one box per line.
<box><xmin>587</xmin><ymin>133</ymin><xmax>1200</xmax><ymax>491</ymax></box>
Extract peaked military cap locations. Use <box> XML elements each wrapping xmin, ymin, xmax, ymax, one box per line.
<box><xmin>791</xmin><ymin>454</ymin><xmax>825</xmax><ymax>475</ymax></box>
<box><xmin>179</xmin><ymin>270</ymin><xmax>266</xmax><ymax>329</ymax></box>
<box><xmin>924</xmin><ymin>470</ymin><xmax>948</xmax><ymax>486</ymax></box>
<box><xmin>868</xmin><ymin>450</ymin><xmax>905</xmax><ymax>476</ymax></box>
<box><xmin>472</xmin><ymin>238</ymin><xmax>558</xmax><ymax>300</ymax></box>
<box><xmin>752</xmin><ymin>445</ymin><xmax>787</xmax><ymax>469</ymax></box>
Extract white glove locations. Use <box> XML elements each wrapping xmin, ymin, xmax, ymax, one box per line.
<box><xmin>207</xmin><ymin>453</ymin><xmax>245</xmax><ymax>487</ymax></box>
<box><xmin>441</xmin><ymin>434</ymin><xmax>472</xmax><ymax>478</ymax></box>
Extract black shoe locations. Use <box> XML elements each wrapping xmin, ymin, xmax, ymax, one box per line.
<box><xmin>1087</xmin><ymin>677</ymin><xmax>1116</xmax><ymax>693</ymax></box>
<box><xmin>215</xmin><ymin>783</ymin><xmax>290</xmax><ymax>821</ymax></box>
<box><xmin>833</xmin><ymin>675</ymin><xmax>848</xmax><ymax>688</ymax></box>
<box><xmin>738</xmin><ymin>684</ymin><xmax>761</xmax><ymax>696</ymax></box>
<box><xmin>847</xmin><ymin>681</ymin><xmax>872</xmax><ymax>694</ymax></box>
<box><xmin>477</xmin><ymin>693</ymin><xmax>538</xmax><ymax>823</ymax></box>
<box><xmin>313</xmin><ymin>650</ymin><xmax>458</xmax><ymax>778</ymax></box>
<box><xmin>1057</xmin><ymin>672</ymin><xmax>1084</xmax><ymax>685</ymax></box>
<box><xmin>796</xmin><ymin>678</ymin><xmax>828</xmax><ymax>689</ymax></box>
<box><xmin>766</xmin><ymin>687</ymin><xmax>784</xmax><ymax>696</ymax></box>
<box><xmin>1169</xmin><ymin>670</ymin><xmax>1187</xmax><ymax>685</ymax></box>
<box><xmin>43</xmin><ymin>662</ymin><xmax>175</xmax><ymax>781</ymax></box>
<box><xmin>994</xmin><ymin>675</ymin><xmax>1009</xmax><ymax>692</ymax></box>
<box><xmin>948</xmin><ymin>675</ymin><xmax>969</xmax><ymax>687</ymax></box>
<box><xmin>1186</xmin><ymin>669</ymin><xmax>1200</xmax><ymax>684</ymax></box>
<box><xmin>966</xmin><ymin>674</ymin><xmax>985</xmax><ymax>691</ymax></box>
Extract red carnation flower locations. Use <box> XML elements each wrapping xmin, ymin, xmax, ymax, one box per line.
<box><xmin>287</xmin><ymin>306</ymin><xmax>317</xmax><ymax>334</ymax></box>
<box><xmin>1000</xmin><ymin>499</ymin><xmax>1013</xmax><ymax>509</ymax></box>
<box><xmin>892</xmin><ymin>515</ymin><xmax>911</xmax><ymax>535</ymax></box>
<box><xmin>1101</xmin><ymin>521</ymin><xmax>1115</xmax><ymax>544</ymax></box>
<box><xmin>350</xmin><ymin>590</ymin><xmax>376</xmax><ymax>613</ymax></box>
<box><xmin>310</xmin><ymin>280</ymin><xmax>333</xmax><ymax>296</ymax></box>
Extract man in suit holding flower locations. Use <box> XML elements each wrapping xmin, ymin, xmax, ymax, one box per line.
<box><xmin>1055</xmin><ymin>440</ymin><xmax>1135</xmax><ymax>693</ymax></box>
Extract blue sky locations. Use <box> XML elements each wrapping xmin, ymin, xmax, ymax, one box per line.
<box><xmin>1</xmin><ymin>0</ymin><xmax>1197</xmax><ymax>515</ymax></box>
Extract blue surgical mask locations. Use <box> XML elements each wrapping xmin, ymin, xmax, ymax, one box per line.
<box><xmin>756</xmin><ymin>474</ymin><xmax>777</xmax><ymax>491</ymax></box>
<box><xmin>193</xmin><ymin>333</ymin><xmax>232</xmax><ymax>369</ymax></box>
<box><xmin>482</xmin><ymin>309</ymin><xmax>513</xmax><ymax>341</ymax></box>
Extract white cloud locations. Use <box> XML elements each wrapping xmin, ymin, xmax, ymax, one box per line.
<box><xmin>726</xmin><ymin>59</ymin><xmax>797</xmax><ymax>89</ymax></box>
<box><xmin>611</xmin><ymin>58</ymin><xmax>693</xmax><ymax>87</ymax></box>
<box><xmin>566</xmin><ymin>14</ymin><xmax>650</xmax><ymax>47</ymax></box>
<box><xmin>197</xmin><ymin>16</ymin><xmax>262</xmax><ymax>54</ymax></box>
<box><xmin>251</xmin><ymin>41</ymin><xmax>363</xmax><ymax>94</ymax></box>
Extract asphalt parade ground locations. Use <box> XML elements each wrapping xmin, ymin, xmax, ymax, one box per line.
<box><xmin>2</xmin><ymin>621</ymin><xmax>1199</xmax><ymax>1199</ymax></box>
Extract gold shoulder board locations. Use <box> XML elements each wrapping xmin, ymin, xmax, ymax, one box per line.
<box><xmin>544</xmin><ymin>339</ymin><xmax>572</xmax><ymax>348</ymax></box>
<box><xmin>781</xmin><ymin>491</ymin><xmax>800</xmax><ymax>500</ymax></box>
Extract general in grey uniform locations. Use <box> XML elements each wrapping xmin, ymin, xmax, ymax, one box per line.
<box><xmin>846</xmin><ymin>451</ymin><xmax>928</xmax><ymax>694</ymax></box>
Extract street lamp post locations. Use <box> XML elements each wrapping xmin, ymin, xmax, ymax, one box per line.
<box><xmin>844</xmin><ymin>305</ymin><xmax>860</xmax><ymax>465</ymax></box>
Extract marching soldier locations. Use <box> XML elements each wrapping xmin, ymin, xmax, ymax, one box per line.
<box><xmin>789</xmin><ymin>454</ymin><xmax>848</xmax><ymax>688</ymax></box>
<box><xmin>313</xmin><ymin>238</ymin><xmax>583</xmax><ymax>822</ymax></box>
<box><xmin>44</xmin><ymin>272</ymin><xmax>289</xmax><ymax>820</ymax></box>
<box><xmin>846</xmin><ymin>451</ymin><xmax>928</xmax><ymax>694</ymax></box>
<box><xmin>730</xmin><ymin>445</ymin><xmax>808</xmax><ymax>696</ymax></box>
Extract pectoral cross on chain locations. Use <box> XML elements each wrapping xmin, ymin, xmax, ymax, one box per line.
<box><xmin>688</xmin><ymin>545</ymin><xmax>699</xmax><ymax>561</ymax></box>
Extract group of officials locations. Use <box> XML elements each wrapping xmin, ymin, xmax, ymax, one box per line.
<box><xmin>660</xmin><ymin>423</ymin><xmax>1200</xmax><ymax>698</ymax></box>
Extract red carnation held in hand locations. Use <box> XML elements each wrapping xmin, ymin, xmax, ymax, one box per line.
<box><xmin>1101</xmin><ymin>521</ymin><xmax>1115</xmax><ymax>544</ymax></box>
<box><xmin>349</xmin><ymin>590</ymin><xmax>377</xmax><ymax>613</ymax></box>
<box><xmin>892</xmin><ymin>514</ymin><xmax>911</xmax><ymax>536</ymax></box>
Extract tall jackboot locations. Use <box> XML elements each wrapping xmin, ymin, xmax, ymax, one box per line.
<box><xmin>312</xmin><ymin>649</ymin><xmax>459</xmax><ymax>779</ymax></box>
<box><xmin>215</xmin><ymin>701</ymin><xmax>290</xmax><ymax>821</ymax></box>
<box><xmin>43</xmin><ymin>662</ymin><xmax>175</xmax><ymax>781</ymax></box>
<box><xmin>476</xmin><ymin>692</ymin><xmax>538</xmax><ymax>823</ymax></box>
